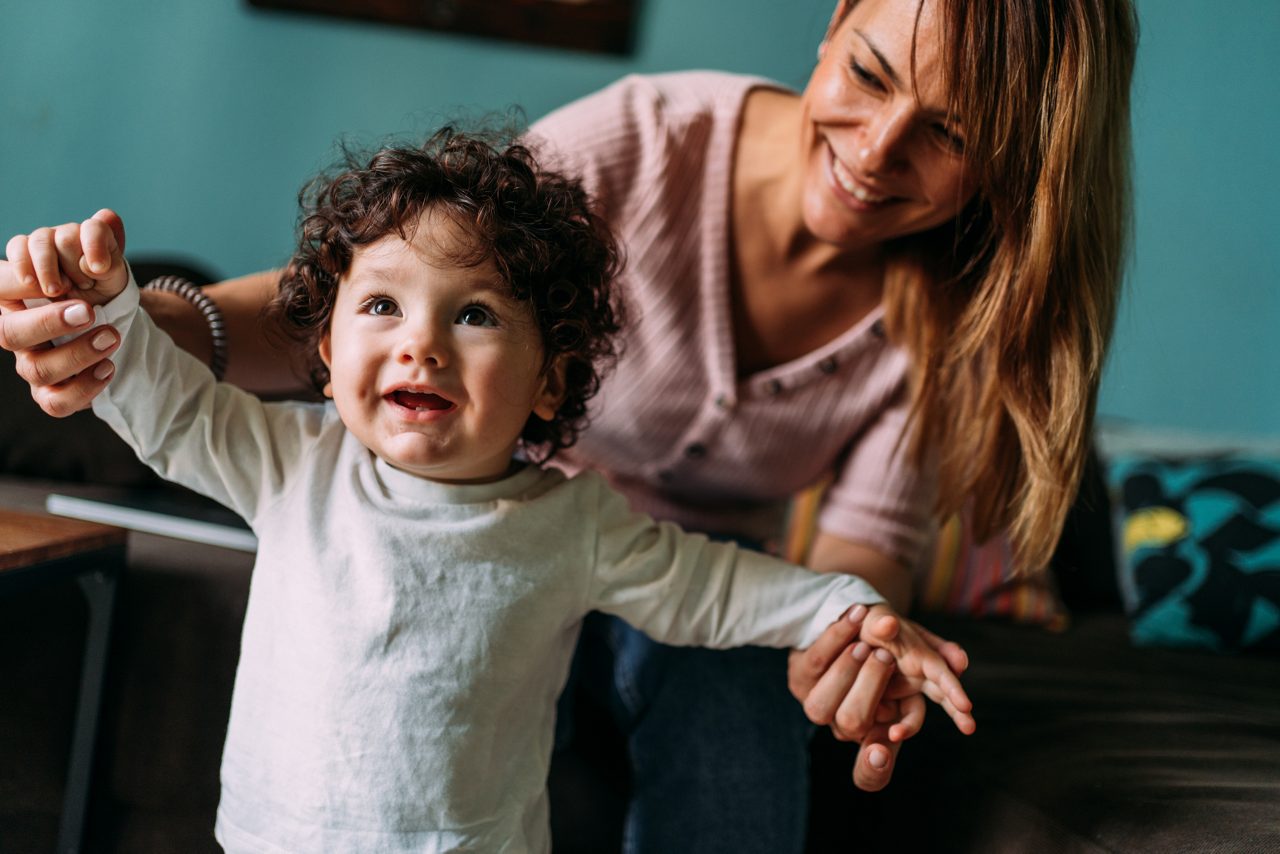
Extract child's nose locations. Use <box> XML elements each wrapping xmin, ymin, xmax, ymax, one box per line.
<box><xmin>396</xmin><ymin>329</ymin><xmax>448</xmax><ymax>368</ymax></box>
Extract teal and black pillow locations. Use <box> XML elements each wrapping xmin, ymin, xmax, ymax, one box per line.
<box><xmin>1109</xmin><ymin>455</ymin><xmax>1280</xmax><ymax>653</ymax></box>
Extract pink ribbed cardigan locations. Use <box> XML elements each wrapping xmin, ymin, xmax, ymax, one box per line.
<box><xmin>531</xmin><ymin>72</ymin><xmax>933</xmax><ymax>566</ymax></box>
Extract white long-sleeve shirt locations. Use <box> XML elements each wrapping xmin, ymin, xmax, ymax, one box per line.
<box><xmin>91</xmin><ymin>278</ymin><xmax>884</xmax><ymax>853</ymax></box>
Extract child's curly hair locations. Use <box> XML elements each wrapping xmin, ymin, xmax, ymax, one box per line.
<box><xmin>269</xmin><ymin>126</ymin><xmax>624</xmax><ymax>460</ymax></box>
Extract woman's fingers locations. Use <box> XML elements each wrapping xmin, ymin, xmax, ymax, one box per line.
<box><xmin>30</xmin><ymin>358</ymin><xmax>116</xmax><ymax>417</ymax></box>
<box><xmin>14</xmin><ymin>320</ymin><xmax>118</xmax><ymax>389</ymax></box>
<box><xmin>831</xmin><ymin>646</ymin><xmax>895</xmax><ymax>740</ymax></box>
<box><xmin>787</xmin><ymin>603</ymin><xmax>866</xmax><ymax>701</ymax></box>
<box><xmin>851</xmin><ymin>726</ymin><xmax>900</xmax><ymax>792</ymax></box>
<box><xmin>800</xmin><ymin>640</ymin><xmax>864</xmax><ymax>729</ymax></box>
<box><xmin>887</xmin><ymin>693</ymin><xmax>926</xmax><ymax>743</ymax></box>
<box><xmin>0</xmin><ymin>298</ymin><xmax>98</xmax><ymax>353</ymax></box>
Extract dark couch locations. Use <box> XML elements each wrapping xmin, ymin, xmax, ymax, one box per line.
<box><xmin>3</xmin><ymin>277</ymin><xmax>1278</xmax><ymax>852</ymax></box>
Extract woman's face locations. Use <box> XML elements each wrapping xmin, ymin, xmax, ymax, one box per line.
<box><xmin>798</xmin><ymin>0</ymin><xmax>978</xmax><ymax>250</ymax></box>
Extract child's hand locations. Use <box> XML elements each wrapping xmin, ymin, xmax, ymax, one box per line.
<box><xmin>858</xmin><ymin>604</ymin><xmax>975</xmax><ymax>741</ymax></box>
<box><xmin>4</xmin><ymin>209</ymin><xmax>129</xmax><ymax>306</ymax></box>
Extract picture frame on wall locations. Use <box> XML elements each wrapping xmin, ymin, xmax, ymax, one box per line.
<box><xmin>246</xmin><ymin>0</ymin><xmax>640</xmax><ymax>55</ymax></box>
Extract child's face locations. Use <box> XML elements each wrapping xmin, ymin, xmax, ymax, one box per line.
<box><xmin>318</xmin><ymin>209</ymin><xmax>562</xmax><ymax>483</ymax></box>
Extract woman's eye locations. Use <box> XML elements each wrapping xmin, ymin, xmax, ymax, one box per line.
<box><xmin>849</xmin><ymin>60</ymin><xmax>883</xmax><ymax>90</ymax></box>
<box><xmin>366</xmin><ymin>297</ymin><xmax>399</xmax><ymax>317</ymax></box>
<box><xmin>457</xmin><ymin>305</ymin><xmax>496</xmax><ymax>327</ymax></box>
<box><xmin>932</xmin><ymin>123</ymin><xmax>966</xmax><ymax>154</ymax></box>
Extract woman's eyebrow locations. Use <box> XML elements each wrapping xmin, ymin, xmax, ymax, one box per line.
<box><xmin>854</xmin><ymin>29</ymin><xmax>902</xmax><ymax>88</ymax></box>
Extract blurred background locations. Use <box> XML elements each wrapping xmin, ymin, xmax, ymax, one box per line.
<box><xmin>1</xmin><ymin>0</ymin><xmax>1276</xmax><ymax>437</ymax></box>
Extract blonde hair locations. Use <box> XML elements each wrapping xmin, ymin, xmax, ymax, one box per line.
<box><xmin>878</xmin><ymin>0</ymin><xmax>1138</xmax><ymax>571</ymax></box>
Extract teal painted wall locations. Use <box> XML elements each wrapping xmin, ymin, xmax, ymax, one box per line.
<box><xmin>1099</xmin><ymin>1</ymin><xmax>1280</xmax><ymax>437</ymax></box>
<box><xmin>2</xmin><ymin>1</ymin><xmax>1276</xmax><ymax>436</ymax></box>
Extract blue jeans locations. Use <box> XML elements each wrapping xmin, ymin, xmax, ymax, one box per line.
<box><xmin>555</xmin><ymin>609</ymin><xmax>815</xmax><ymax>854</ymax></box>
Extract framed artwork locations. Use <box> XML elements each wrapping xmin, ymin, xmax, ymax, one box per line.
<box><xmin>247</xmin><ymin>0</ymin><xmax>640</xmax><ymax>55</ymax></box>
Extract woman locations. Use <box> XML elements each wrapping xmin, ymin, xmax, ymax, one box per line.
<box><xmin>0</xmin><ymin>0</ymin><xmax>1137</xmax><ymax>851</ymax></box>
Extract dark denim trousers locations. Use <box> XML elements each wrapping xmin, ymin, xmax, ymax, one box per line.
<box><xmin>556</xmin><ymin>609</ymin><xmax>815</xmax><ymax>854</ymax></box>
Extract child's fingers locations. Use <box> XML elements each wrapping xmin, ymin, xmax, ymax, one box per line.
<box><xmin>3</xmin><ymin>237</ymin><xmax>40</xmax><ymax>296</ymax></box>
<box><xmin>26</xmin><ymin>227</ymin><xmax>71</xmax><ymax>297</ymax></box>
<box><xmin>915</xmin><ymin>623</ymin><xmax>970</xmax><ymax>674</ymax></box>
<box><xmin>915</xmin><ymin>679</ymin><xmax>976</xmax><ymax>735</ymax></box>
<box><xmin>887</xmin><ymin>693</ymin><xmax>926</xmax><ymax>743</ymax></box>
<box><xmin>919</xmin><ymin>651</ymin><xmax>973</xmax><ymax>714</ymax></box>
<box><xmin>53</xmin><ymin>223</ymin><xmax>94</xmax><ymax>290</ymax></box>
<box><xmin>79</xmin><ymin>217</ymin><xmax>119</xmax><ymax>276</ymax></box>
<box><xmin>832</xmin><ymin>646</ymin><xmax>895</xmax><ymax>741</ymax></box>
<box><xmin>90</xmin><ymin>208</ymin><xmax>127</xmax><ymax>254</ymax></box>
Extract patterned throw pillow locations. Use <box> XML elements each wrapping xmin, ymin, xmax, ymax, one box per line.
<box><xmin>782</xmin><ymin>483</ymin><xmax>1067</xmax><ymax>630</ymax></box>
<box><xmin>1108</xmin><ymin>455</ymin><xmax>1280</xmax><ymax>652</ymax></box>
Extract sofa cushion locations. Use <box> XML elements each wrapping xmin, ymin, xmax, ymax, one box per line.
<box><xmin>1108</xmin><ymin>453</ymin><xmax>1280</xmax><ymax>652</ymax></box>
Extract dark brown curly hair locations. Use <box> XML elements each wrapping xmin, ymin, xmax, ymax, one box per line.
<box><xmin>269</xmin><ymin>126</ymin><xmax>624</xmax><ymax>460</ymax></box>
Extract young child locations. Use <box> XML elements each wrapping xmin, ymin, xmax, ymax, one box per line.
<box><xmin>7</xmin><ymin>130</ymin><xmax>972</xmax><ymax>853</ymax></box>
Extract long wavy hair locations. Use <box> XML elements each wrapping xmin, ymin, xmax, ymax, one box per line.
<box><xmin>843</xmin><ymin>0</ymin><xmax>1138</xmax><ymax>571</ymax></box>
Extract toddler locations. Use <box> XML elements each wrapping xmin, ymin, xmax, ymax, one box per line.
<box><xmin>7</xmin><ymin>129</ymin><xmax>971</xmax><ymax>853</ymax></box>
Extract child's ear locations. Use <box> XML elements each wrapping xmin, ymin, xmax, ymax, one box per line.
<box><xmin>532</xmin><ymin>356</ymin><xmax>567</xmax><ymax>422</ymax></box>
<box><xmin>318</xmin><ymin>333</ymin><xmax>335</xmax><ymax>399</ymax></box>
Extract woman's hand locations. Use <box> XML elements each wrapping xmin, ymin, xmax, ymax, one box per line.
<box><xmin>0</xmin><ymin>209</ymin><xmax>127</xmax><ymax>416</ymax></box>
<box><xmin>788</xmin><ymin>603</ymin><xmax>972</xmax><ymax>791</ymax></box>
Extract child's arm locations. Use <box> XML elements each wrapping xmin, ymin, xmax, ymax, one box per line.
<box><xmin>3</xmin><ymin>213</ymin><xmax>317</xmax><ymax>522</ymax></box>
<box><xmin>585</xmin><ymin>475</ymin><xmax>974</xmax><ymax>735</ymax></box>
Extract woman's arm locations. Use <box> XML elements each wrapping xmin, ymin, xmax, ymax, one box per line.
<box><xmin>146</xmin><ymin>269</ymin><xmax>303</xmax><ymax>393</ymax></box>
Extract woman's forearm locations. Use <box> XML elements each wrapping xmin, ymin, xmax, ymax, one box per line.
<box><xmin>141</xmin><ymin>269</ymin><xmax>306</xmax><ymax>394</ymax></box>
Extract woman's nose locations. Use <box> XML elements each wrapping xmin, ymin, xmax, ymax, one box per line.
<box><xmin>855</xmin><ymin>104</ymin><xmax>913</xmax><ymax>176</ymax></box>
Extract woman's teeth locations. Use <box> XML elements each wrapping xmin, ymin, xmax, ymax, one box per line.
<box><xmin>831</xmin><ymin>154</ymin><xmax>890</xmax><ymax>204</ymax></box>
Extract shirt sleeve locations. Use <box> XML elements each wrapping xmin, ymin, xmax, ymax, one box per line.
<box><xmin>586</xmin><ymin>476</ymin><xmax>885</xmax><ymax>649</ymax></box>
<box><xmin>817</xmin><ymin>381</ymin><xmax>937</xmax><ymax>568</ymax></box>
<box><xmin>90</xmin><ymin>273</ymin><xmax>325</xmax><ymax>524</ymax></box>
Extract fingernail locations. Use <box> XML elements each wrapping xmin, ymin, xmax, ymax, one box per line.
<box><xmin>848</xmin><ymin>604</ymin><xmax>867</xmax><ymax>623</ymax></box>
<box><xmin>869</xmin><ymin>748</ymin><xmax>888</xmax><ymax>769</ymax></box>
<box><xmin>91</xmin><ymin>330</ymin><xmax>116</xmax><ymax>351</ymax></box>
<box><xmin>90</xmin><ymin>259</ymin><xmax>107</xmax><ymax>274</ymax></box>
<box><xmin>93</xmin><ymin>361</ymin><xmax>114</xmax><ymax>380</ymax></box>
<box><xmin>852</xmin><ymin>642</ymin><xmax>871</xmax><ymax>661</ymax></box>
<box><xmin>77</xmin><ymin>279</ymin><xmax>95</xmax><ymax>290</ymax></box>
<box><xmin>874</xmin><ymin>649</ymin><xmax>895</xmax><ymax>665</ymax></box>
<box><xmin>64</xmin><ymin>303</ymin><xmax>92</xmax><ymax>326</ymax></box>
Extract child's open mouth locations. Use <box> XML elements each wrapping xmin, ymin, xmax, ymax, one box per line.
<box><xmin>387</xmin><ymin>390</ymin><xmax>454</xmax><ymax>412</ymax></box>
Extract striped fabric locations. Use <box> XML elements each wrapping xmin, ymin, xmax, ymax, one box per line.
<box><xmin>785</xmin><ymin>482</ymin><xmax>1067</xmax><ymax>630</ymax></box>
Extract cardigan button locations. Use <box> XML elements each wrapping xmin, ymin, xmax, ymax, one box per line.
<box><xmin>684</xmin><ymin>442</ymin><xmax>707</xmax><ymax>460</ymax></box>
<box><xmin>870</xmin><ymin>319</ymin><xmax>886</xmax><ymax>339</ymax></box>
<box><xmin>818</xmin><ymin>357</ymin><xmax>838</xmax><ymax>374</ymax></box>
<box><xmin>765</xmin><ymin>379</ymin><xmax>783</xmax><ymax>396</ymax></box>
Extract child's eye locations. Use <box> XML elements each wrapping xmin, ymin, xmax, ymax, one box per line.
<box><xmin>457</xmin><ymin>305</ymin><xmax>497</xmax><ymax>327</ymax></box>
<box><xmin>360</xmin><ymin>296</ymin><xmax>400</xmax><ymax>317</ymax></box>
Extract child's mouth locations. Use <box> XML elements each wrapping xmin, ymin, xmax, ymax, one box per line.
<box><xmin>387</xmin><ymin>390</ymin><xmax>454</xmax><ymax>412</ymax></box>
